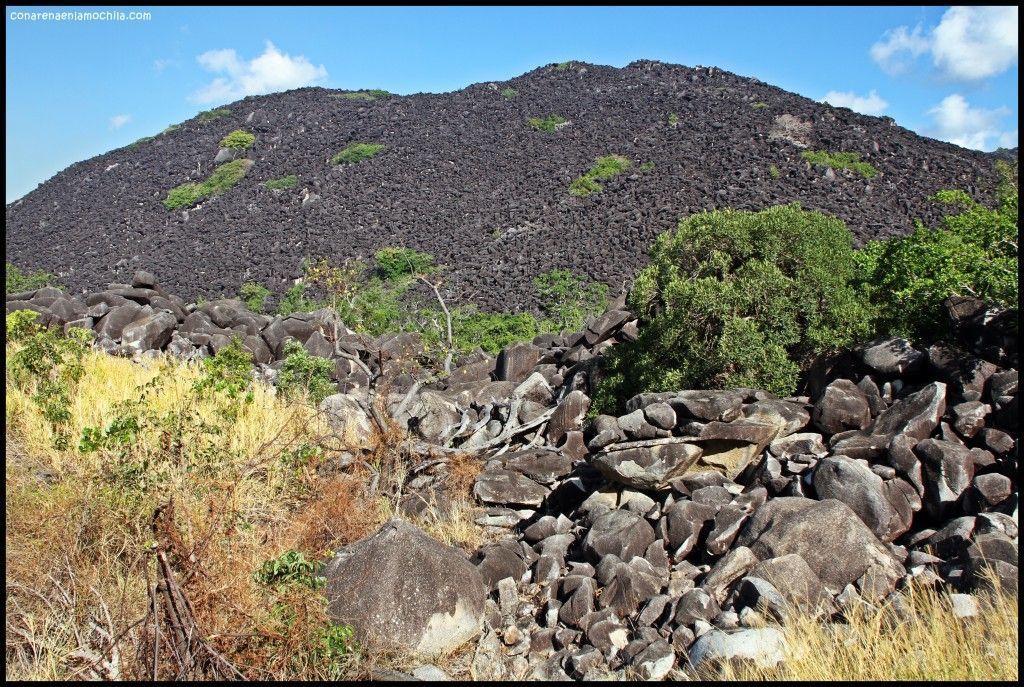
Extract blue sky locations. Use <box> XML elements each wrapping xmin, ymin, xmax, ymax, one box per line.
<box><xmin>5</xmin><ymin>5</ymin><xmax>1018</xmax><ymax>202</ymax></box>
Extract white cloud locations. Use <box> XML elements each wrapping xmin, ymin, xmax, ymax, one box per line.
<box><xmin>109</xmin><ymin>114</ymin><xmax>132</xmax><ymax>129</ymax></box>
<box><xmin>997</xmin><ymin>129</ymin><xmax>1019</xmax><ymax>149</ymax></box>
<box><xmin>932</xmin><ymin>6</ymin><xmax>1018</xmax><ymax>81</ymax></box>
<box><xmin>822</xmin><ymin>89</ymin><xmax>889</xmax><ymax>116</ymax></box>
<box><xmin>870</xmin><ymin>25</ymin><xmax>930</xmax><ymax>76</ymax></box>
<box><xmin>190</xmin><ymin>41</ymin><xmax>328</xmax><ymax>104</ymax></box>
<box><xmin>926</xmin><ymin>94</ymin><xmax>1012</xmax><ymax>150</ymax></box>
<box><xmin>871</xmin><ymin>7</ymin><xmax>1018</xmax><ymax>82</ymax></box>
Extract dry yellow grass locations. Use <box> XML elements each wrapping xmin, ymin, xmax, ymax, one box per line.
<box><xmin>5</xmin><ymin>343</ymin><xmax>484</xmax><ymax>680</ymax></box>
<box><xmin>708</xmin><ymin>580</ymin><xmax>1018</xmax><ymax>681</ymax></box>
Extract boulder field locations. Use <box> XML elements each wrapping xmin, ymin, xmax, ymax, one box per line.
<box><xmin>7</xmin><ymin>272</ymin><xmax>1018</xmax><ymax>678</ymax></box>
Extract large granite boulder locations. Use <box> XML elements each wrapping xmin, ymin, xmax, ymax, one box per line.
<box><xmin>323</xmin><ymin>520</ymin><xmax>486</xmax><ymax>657</ymax></box>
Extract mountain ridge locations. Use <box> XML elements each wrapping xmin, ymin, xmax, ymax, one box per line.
<box><xmin>5</xmin><ymin>59</ymin><xmax>1006</xmax><ymax>311</ymax></box>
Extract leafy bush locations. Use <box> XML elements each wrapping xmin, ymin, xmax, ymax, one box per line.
<box><xmin>554</xmin><ymin>61</ymin><xmax>572</xmax><ymax>71</ymax></box>
<box><xmin>194</xmin><ymin>336</ymin><xmax>255</xmax><ymax>404</ymax></box>
<box><xmin>276</xmin><ymin>282</ymin><xmax>324</xmax><ymax>316</ymax></box>
<box><xmin>6</xmin><ymin>310</ymin><xmax>92</xmax><ymax>448</ymax></box>
<box><xmin>593</xmin><ymin>203</ymin><xmax>874</xmax><ymax>413</ymax></box>
<box><xmin>163</xmin><ymin>123</ymin><xmax>181</xmax><ymax>134</ymax></box>
<box><xmin>239</xmin><ymin>282</ymin><xmax>271</xmax><ymax>313</ymax></box>
<box><xmin>569</xmin><ymin>155</ymin><xmax>632</xmax><ymax>197</ymax></box>
<box><xmin>254</xmin><ymin>550</ymin><xmax>326</xmax><ymax>589</ymax></box>
<box><xmin>769</xmin><ymin>164</ymin><xmax>781</xmax><ymax>179</ymax></box>
<box><xmin>639</xmin><ymin>162</ymin><xmax>656</xmax><ymax>173</ymax></box>
<box><xmin>501</xmin><ymin>88</ymin><xmax>518</xmax><ymax>98</ymax></box>
<box><xmin>196</xmin><ymin>107</ymin><xmax>231</xmax><ymax>122</ymax></box>
<box><xmin>668</xmin><ymin>112</ymin><xmax>680</xmax><ymax>127</ymax></box>
<box><xmin>163</xmin><ymin>159</ymin><xmax>253</xmax><ymax>210</ymax></box>
<box><xmin>528</xmin><ymin>115</ymin><xmax>567</xmax><ymax>132</ymax></box>
<box><xmin>265</xmin><ymin>175</ymin><xmax>299</xmax><ymax>190</ymax></box>
<box><xmin>856</xmin><ymin>172</ymin><xmax>1018</xmax><ymax>340</ymax></box>
<box><xmin>752</xmin><ymin>101</ymin><xmax>768</xmax><ymax>109</ymax></box>
<box><xmin>127</xmin><ymin>135</ymin><xmax>156</xmax><ymax>149</ymax></box>
<box><xmin>534</xmin><ymin>269</ymin><xmax>608</xmax><ymax>332</ymax></box>
<box><xmin>331</xmin><ymin>143</ymin><xmax>384</xmax><ymax>165</ymax></box>
<box><xmin>450</xmin><ymin>308</ymin><xmax>540</xmax><ymax>354</ymax></box>
<box><xmin>277</xmin><ymin>340</ymin><xmax>335</xmax><ymax>404</ymax></box>
<box><xmin>317</xmin><ymin>624</ymin><xmax>358</xmax><ymax>678</ymax></box>
<box><xmin>374</xmin><ymin>247</ymin><xmax>435</xmax><ymax>280</ymax></box>
<box><xmin>331</xmin><ymin>89</ymin><xmax>390</xmax><ymax>100</ymax></box>
<box><xmin>7</xmin><ymin>262</ymin><xmax>60</xmax><ymax>294</ymax></box>
<box><xmin>219</xmin><ymin>129</ymin><xmax>256</xmax><ymax>150</ymax></box>
<box><xmin>801</xmin><ymin>150</ymin><xmax>878</xmax><ymax>179</ymax></box>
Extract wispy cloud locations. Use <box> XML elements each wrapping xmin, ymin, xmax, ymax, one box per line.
<box><xmin>109</xmin><ymin>114</ymin><xmax>132</xmax><ymax>129</ymax></box>
<box><xmin>871</xmin><ymin>6</ymin><xmax>1018</xmax><ymax>82</ymax></box>
<box><xmin>189</xmin><ymin>41</ymin><xmax>328</xmax><ymax>104</ymax></box>
<box><xmin>154</xmin><ymin>58</ymin><xmax>179</xmax><ymax>73</ymax></box>
<box><xmin>822</xmin><ymin>89</ymin><xmax>889</xmax><ymax>116</ymax></box>
<box><xmin>926</xmin><ymin>94</ymin><xmax>1012</xmax><ymax>151</ymax></box>
<box><xmin>870</xmin><ymin>25</ymin><xmax>930</xmax><ymax>76</ymax></box>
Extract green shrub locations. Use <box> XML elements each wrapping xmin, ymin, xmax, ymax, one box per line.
<box><xmin>668</xmin><ymin>112</ymin><xmax>680</xmax><ymax>127</ymax></box>
<box><xmin>254</xmin><ymin>550</ymin><xmax>325</xmax><ymax>589</ymax></box>
<box><xmin>752</xmin><ymin>101</ymin><xmax>768</xmax><ymax>109</ymax></box>
<box><xmin>640</xmin><ymin>162</ymin><xmax>656</xmax><ymax>173</ymax></box>
<box><xmin>554</xmin><ymin>61</ymin><xmax>572</xmax><ymax>71</ymax></box>
<box><xmin>331</xmin><ymin>143</ymin><xmax>384</xmax><ymax>164</ymax></box>
<box><xmin>277</xmin><ymin>340</ymin><xmax>335</xmax><ymax>404</ymax></box>
<box><xmin>239</xmin><ymin>282</ymin><xmax>271</xmax><ymax>313</ymax></box>
<box><xmin>769</xmin><ymin>164</ymin><xmax>781</xmax><ymax>179</ymax></box>
<box><xmin>501</xmin><ymin>88</ymin><xmax>518</xmax><ymax>98</ymax></box>
<box><xmin>193</xmin><ymin>336</ymin><xmax>255</xmax><ymax>409</ymax></box>
<box><xmin>163</xmin><ymin>123</ymin><xmax>181</xmax><ymax>134</ymax></box>
<box><xmin>265</xmin><ymin>175</ymin><xmax>299</xmax><ymax>190</ymax></box>
<box><xmin>196</xmin><ymin>107</ymin><xmax>231</xmax><ymax>122</ymax></box>
<box><xmin>7</xmin><ymin>263</ymin><xmax>60</xmax><ymax>294</ymax></box>
<box><xmin>528</xmin><ymin>115</ymin><xmax>567</xmax><ymax>132</ymax></box>
<box><xmin>127</xmin><ymin>135</ymin><xmax>156</xmax><ymax>149</ymax></box>
<box><xmin>219</xmin><ymin>129</ymin><xmax>256</xmax><ymax>150</ymax></box>
<box><xmin>801</xmin><ymin>150</ymin><xmax>878</xmax><ymax>179</ymax></box>
<box><xmin>6</xmin><ymin>310</ymin><xmax>92</xmax><ymax>448</ymax></box>
<box><xmin>856</xmin><ymin>173</ymin><xmax>1018</xmax><ymax>340</ymax></box>
<box><xmin>534</xmin><ymin>269</ymin><xmax>608</xmax><ymax>332</ymax></box>
<box><xmin>331</xmin><ymin>89</ymin><xmax>390</xmax><ymax>100</ymax></box>
<box><xmin>593</xmin><ymin>203</ymin><xmax>874</xmax><ymax>413</ymax></box>
<box><xmin>317</xmin><ymin>624</ymin><xmax>359</xmax><ymax>679</ymax></box>
<box><xmin>276</xmin><ymin>282</ymin><xmax>323</xmax><ymax>316</ymax></box>
<box><xmin>374</xmin><ymin>247</ymin><xmax>435</xmax><ymax>280</ymax></box>
<box><xmin>569</xmin><ymin>155</ymin><xmax>632</xmax><ymax>197</ymax></box>
<box><xmin>450</xmin><ymin>308</ymin><xmax>541</xmax><ymax>354</ymax></box>
<box><xmin>163</xmin><ymin>159</ymin><xmax>253</xmax><ymax>210</ymax></box>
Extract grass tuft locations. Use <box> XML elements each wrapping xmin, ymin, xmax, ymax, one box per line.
<box><xmin>331</xmin><ymin>143</ymin><xmax>384</xmax><ymax>165</ymax></box>
<box><xmin>569</xmin><ymin>154</ymin><xmax>632</xmax><ymax>197</ymax></box>
<box><xmin>700</xmin><ymin>582</ymin><xmax>1017</xmax><ymax>681</ymax></box>
<box><xmin>801</xmin><ymin>150</ymin><xmax>878</xmax><ymax>179</ymax></box>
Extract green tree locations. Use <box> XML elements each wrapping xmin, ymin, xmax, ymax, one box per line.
<box><xmin>856</xmin><ymin>167</ymin><xmax>1018</xmax><ymax>340</ymax></box>
<box><xmin>593</xmin><ymin>203</ymin><xmax>874</xmax><ymax>413</ymax></box>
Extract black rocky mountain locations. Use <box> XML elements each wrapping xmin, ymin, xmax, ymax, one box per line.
<box><xmin>5</xmin><ymin>59</ymin><xmax>1006</xmax><ymax>312</ymax></box>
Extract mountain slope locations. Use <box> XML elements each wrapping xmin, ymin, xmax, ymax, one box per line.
<box><xmin>5</xmin><ymin>59</ymin><xmax>1004</xmax><ymax>311</ymax></box>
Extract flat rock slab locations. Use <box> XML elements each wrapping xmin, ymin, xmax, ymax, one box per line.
<box><xmin>592</xmin><ymin>439</ymin><xmax>703</xmax><ymax>490</ymax></box>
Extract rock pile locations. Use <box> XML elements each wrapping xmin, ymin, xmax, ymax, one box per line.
<box><xmin>6</xmin><ymin>273</ymin><xmax>1018</xmax><ymax>679</ymax></box>
<box><xmin>5</xmin><ymin>60</ymin><xmax>1006</xmax><ymax>311</ymax></box>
